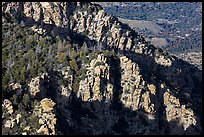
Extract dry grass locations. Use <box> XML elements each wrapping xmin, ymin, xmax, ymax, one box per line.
<box><xmin>118</xmin><ymin>17</ymin><xmax>163</xmax><ymax>35</ymax></box>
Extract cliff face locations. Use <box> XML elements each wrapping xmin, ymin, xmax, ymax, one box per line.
<box><xmin>2</xmin><ymin>2</ymin><xmax>202</xmax><ymax>135</ymax></box>
<box><xmin>3</xmin><ymin>53</ymin><xmax>201</xmax><ymax>135</ymax></box>
<box><xmin>1</xmin><ymin>2</ymin><xmax>177</xmax><ymax>67</ymax></box>
<box><xmin>2</xmin><ymin>2</ymin><xmax>134</xmax><ymax>52</ymax></box>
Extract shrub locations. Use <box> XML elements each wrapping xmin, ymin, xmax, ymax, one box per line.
<box><xmin>106</xmin><ymin>32</ymin><xmax>112</xmax><ymax>37</ymax></box>
<box><xmin>27</xmin><ymin>115</ymin><xmax>40</xmax><ymax>129</ymax></box>
<box><xmin>26</xmin><ymin>35</ymin><xmax>34</xmax><ymax>48</ymax></box>
<box><xmin>58</xmin><ymin>53</ymin><xmax>67</xmax><ymax>64</ymax></box>
<box><xmin>69</xmin><ymin>58</ymin><xmax>78</xmax><ymax>72</ymax></box>
<box><xmin>38</xmin><ymin>38</ymin><xmax>46</xmax><ymax>47</ymax></box>
<box><xmin>12</xmin><ymin>94</ymin><xmax>19</xmax><ymax>106</ymax></box>
<box><xmin>103</xmin><ymin>50</ymin><xmax>113</xmax><ymax>57</ymax></box>
<box><xmin>22</xmin><ymin>94</ymin><xmax>30</xmax><ymax>108</ymax></box>
<box><xmin>2</xmin><ymin>73</ymin><xmax>10</xmax><ymax>87</ymax></box>
<box><xmin>2</xmin><ymin>127</ymin><xmax>10</xmax><ymax>135</ymax></box>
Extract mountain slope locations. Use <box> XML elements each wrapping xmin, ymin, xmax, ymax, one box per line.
<box><xmin>2</xmin><ymin>2</ymin><xmax>202</xmax><ymax>135</ymax></box>
<box><xmin>94</xmin><ymin>2</ymin><xmax>202</xmax><ymax>70</ymax></box>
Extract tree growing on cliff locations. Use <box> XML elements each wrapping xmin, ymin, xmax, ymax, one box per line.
<box><xmin>69</xmin><ymin>58</ymin><xmax>78</xmax><ymax>72</ymax></box>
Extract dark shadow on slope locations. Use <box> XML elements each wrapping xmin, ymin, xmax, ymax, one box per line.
<box><xmin>53</xmin><ymin>87</ymin><xmax>202</xmax><ymax>135</ymax></box>
<box><xmin>108</xmin><ymin>55</ymin><xmax>123</xmax><ymax>112</ymax></box>
<box><xmin>18</xmin><ymin>15</ymin><xmax>98</xmax><ymax>50</ymax></box>
<box><xmin>120</xmin><ymin>49</ymin><xmax>202</xmax><ymax>135</ymax></box>
<box><xmin>123</xmin><ymin>50</ymin><xmax>202</xmax><ymax>111</ymax></box>
<box><xmin>167</xmin><ymin>118</ymin><xmax>201</xmax><ymax>135</ymax></box>
<box><xmin>6</xmin><ymin>9</ymin><xmax>202</xmax><ymax>134</ymax></box>
<box><xmin>18</xmin><ymin>16</ymin><xmax>201</xmax><ymax>134</ymax></box>
<box><xmin>55</xmin><ymin>91</ymin><xmax>157</xmax><ymax>135</ymax></box>
<box><xmin>43</xmin><ymin>48</ymin><xmax>202</xmax><ymax>134</ymax></box>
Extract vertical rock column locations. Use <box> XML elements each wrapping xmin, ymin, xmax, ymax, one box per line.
<box><xmin>78</xmin><ymin>54</ymin><xmax>114</xmax><ymax>102</ymax></box>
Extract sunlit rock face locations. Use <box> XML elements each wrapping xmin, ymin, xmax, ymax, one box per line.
<box><xmin>78</xmin><ymin>54</ymin><xmax>113</xmax><ymax>102</ymax></box>
<box><xmin>2</xmin><ymin>2</ymin><xmax>202</xmax><ymax>135</ymax></box>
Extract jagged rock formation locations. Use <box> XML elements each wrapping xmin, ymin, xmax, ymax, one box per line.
<box><xmin>120</xmin><ymin>56</ymin><xmax>149</xmax><ymax>112</ymax></box>
<box><xmin>2</xmin><ymin>2</ymin><xmax>202</xmax><ymax>135</ymax></box>
<box><xmin>2</xmin><ymin>97</ymin><xmax>56</xmax><ymax>135</ymax></box>
<box><xmin>2</xmin><ymin>2</ymin><xmax>134</xmax><ymax>51</ymax></box>
<box><xmin>163</xmin><ymin>92</ymin><xmax>196</xmax><ymax>131</ymax></box>
<box><xmin>2</xmin><ymin>99</ymin><xmax>14</xmax><ymax>114</ymax></box>
<box><xmin>34</xmin><ymin>98</ymin><xmax>56</xmax><ymax>135</ymax></box>
<box><xmin>28</xmin><ymin>76</ymin><xmax>41</xmax><ymax>96</ymax></box>
<box><xmin>40</xmin><ymin>98</ymin><xmax>55</xmax><ymax>112</ymax></box>
<box><xmin>2</xmin><ymin>53</ymin><xmax>202</xmax><ymax>135</ymax></box>
<box><xmin>28</xmin><ymin>73</ymin><xmax>48</xmax><ymax>97</ymax></box>
<box><xmin>71</xmin><ymin>7</ymin><xmax>133</xmax><ymax>51</ymax></box>
<box><xmin>78</xmin><ymin>54</ymin><xmax>113</xmax><ymax>102</ymax></box>
<box><xmin>2</xmin><ymin>2</ymin><xmax>176</xmax><ymax>69</ymax></box>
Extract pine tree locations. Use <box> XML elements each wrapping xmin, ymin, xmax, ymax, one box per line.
<box><xmin>22</xmin><ymin>94</ymin><xmax>30</xmax><ymax>109</ymax></box>
<box><xmin>69</xmin><ymin>58</ymin><xmax>78</xmax><ymax>72</ymax></box>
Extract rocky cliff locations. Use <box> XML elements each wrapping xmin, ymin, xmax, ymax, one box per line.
<box><xmin>2</xmin><ymin>2</ymin><xmax>202</xmax><ymax>135</ymax></box>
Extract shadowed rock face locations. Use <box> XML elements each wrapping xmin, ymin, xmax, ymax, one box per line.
<box><xmin>3</xmin><ymin>53</ymin><xmax>201</xmax><ymax>135</ymax></box>
<box><xmin>2</xmin><ymin>2</ymin><xmax>202</xmax><ymax>135</ymax></box>
<box><xmin>2</xmin><ymin>2</ymin><xmax>136</xmax><ymax>52</ymax></box>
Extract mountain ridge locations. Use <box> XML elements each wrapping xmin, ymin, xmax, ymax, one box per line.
<box><xmin>2</xmin><ymin>2</ymin><xmax>202</xmax><ymax>135</ymax></box>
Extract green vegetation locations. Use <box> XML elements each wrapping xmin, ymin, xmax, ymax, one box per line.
<box><xmin>1</xmin><ymin>12</ymin><xmax>109</xmax><ymax>110</ymax></box>
<box><xmin>2</xmin><ymin>13</ymin><xmax>98</xmax><ymax>88</ymax></box>
<box><xmin>2</xmin><ymin>13</ymin><xmax>101</xmax><ymax>132</ymax></box>
<box><xmin>104</xmin><ymin>2</ymin><xmax>202</xmax><ymax>54</ymax></box>
<box><xmin>22</xmin><ymin>94</ymin><xmax>30</xmax><ymax>109</ymax></box>
<box><xmin>69</xmin><ymin>58</ymin><xmax>78</xmax><ymax>72</ymax></box>
<box><xmin>58</xmin><ymin>53</ymin><xmax>67</xmax><ymax>64</ymax></box>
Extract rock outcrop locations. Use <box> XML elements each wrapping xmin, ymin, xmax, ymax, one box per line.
<box><xmin>2</xmin><ymin>2</ymin><xmax>202</xmax><ymax>135</ymax></box>
<box><xmin>3</xmin><ymin>99</ymin><xmax>14</xmax><ymax>114</ymax></box>
<box><xmin>119</xmin><ymin>56</ymin><xmax>154</xmax><ymax>112</ymax></box>
<box><xmin>34</xmin><ymin>98</ymin><xmax>56</xmax><ymax>135</ymax></box>
<box><xmin>1</xmin><ymin>2</ymin><xmax>178</xmax><ymax>70</ymax></box>
<box><xmin>163</xmin><ymin>91</ymin><xmax>197</xmax><ymax>132</ymax></box>
<box><xmin>28</xmin><ymin>73</ymin><xmax>50</xmax><ymax>98</ymax></box>
<box><xmin>78</xmin><ymin>54</ymin><xmax>113</xmax><ymax>102</ymax></box>
<box><xmin>9</xmin><ymin>83</ymin><xmax>22</xmax><ymax>91</ymax></box>
<box><xmin>28</xmin><ymin>76</ymin><xmax>41</xmax><ymax>96</ymax></box>
<box><xmin>2</xmin><ymin>2</ymin><xmax>134</xmax><ymax>52</ymax></box>
<box><xmin>40</xmin><ymin>98</ymin><xmax>56</xmax><ymax>112</ymax></box>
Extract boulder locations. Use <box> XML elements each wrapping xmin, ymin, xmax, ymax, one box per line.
<box><xmin>148</xmin><ymin>84</ymin><xmax>156</xmax><ymax>95</ymax></box>
<box><xmin>60</xmin><ymin>85</ymin><xmax>71</xmax><ymax>97</ymax></box>
<box><xmin>28</xmin><ymin>77</ymin><xmax>41</xmax><ymax>96</ymax></box>
<box><xmin>142</xmin><ymin>92</ymin><xmax>155</xmax><ymax>113</ymax></box>
<box><xmin>9</xmin><ymin>83</ymin><xmax>22</xmax><ymax>90</ymax></box>
<box><xmin>3</xmin><ymin>99</ymin><xmax>14</xmax><ymax>114</ymax></box>
<box><xmin>164</xmin><ymin>91</ymin><xmax>197</xmax><ymax>131</ymax></box>
<box><xmin>40</xmin><ymin>98</ymin><xmax>56</xmax><ymax>112</ymax></box>
<box><xmin>4</xmin><ymin>120</ymin><xmax>12</xmax><ymax>128</ymax></box>
<box><xmin>39</xmin><ymin>118</ymin><xmax>45</xmax><ymax>125</ymax></box>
